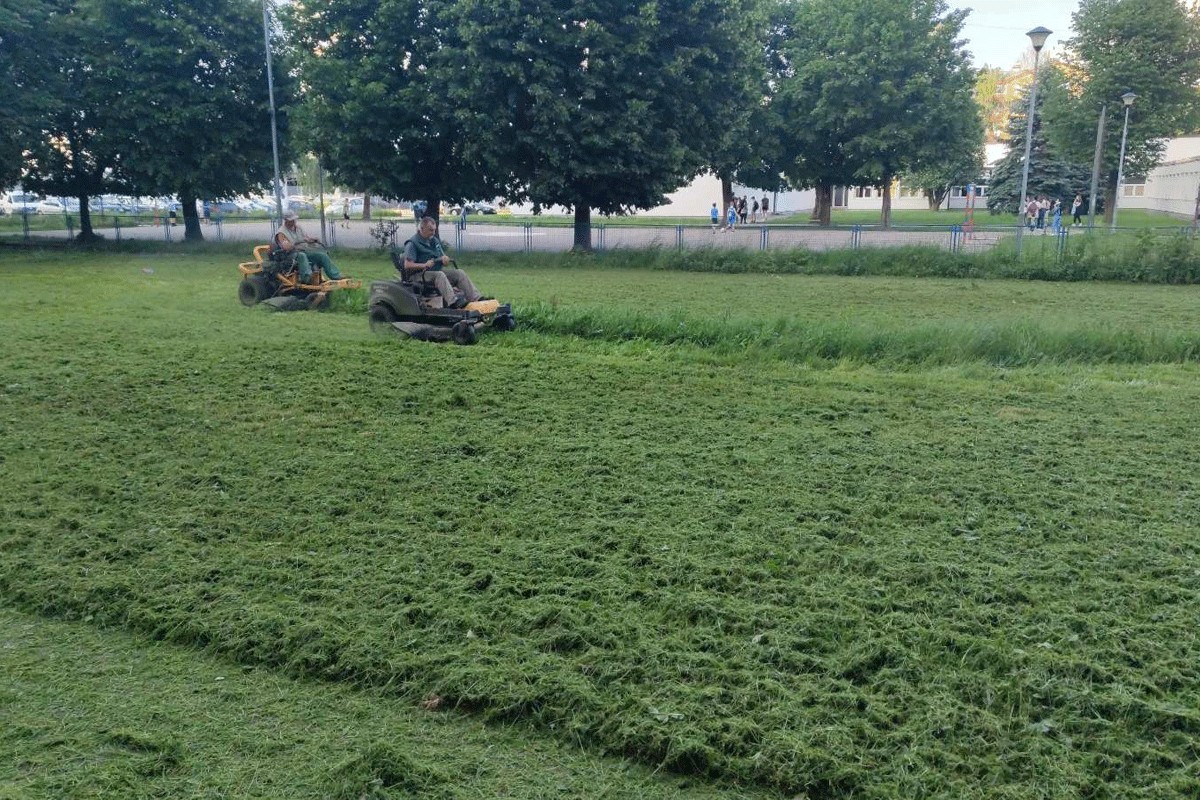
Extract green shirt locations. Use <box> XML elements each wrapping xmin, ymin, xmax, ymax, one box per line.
<box><xmin>404</xmin><ymin>234</ymin><xmax>445</xmax><ymax>270</ymax></box>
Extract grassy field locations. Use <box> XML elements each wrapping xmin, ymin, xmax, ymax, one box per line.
<box><xmin>2</xmin><ymin>246</ymin><xmax>1199</xmax><ymax>798</ymax></box>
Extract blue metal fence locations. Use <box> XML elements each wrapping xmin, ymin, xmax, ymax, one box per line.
<box><xmin>4</xmin><ymin>213</ymin><xmax>1196</xmax><ymax>264</ymax></box>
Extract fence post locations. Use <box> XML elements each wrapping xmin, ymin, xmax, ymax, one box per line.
<box><xmin>760</xmin><ymin>225</ymin><xmax>768</xmax><ymax>251</ymax></box>
<box><xmin>66</xmin><ymin>215</ymin><xmax>75</xmax><ymax>241</ymax></box>
<box><xmin>598</xmin><ymin>224</ymin><xmax>606</xmax><ymax>252</ymax></box>
<box><xmin>524</xmin><ymin>223</ymin><xmax>532</xmax><ymax>254</ymax></box>
<box><xmin>215</xmin><ymin>218</ymin><xmax>222</xmax><ymax>242</ymax></box>
<box><xmin>22</xmin><ymin>213</ymin><xmax>30</xmax><ymax>242</ymax></box>
<box><xmin>950</xmin><ymin>224</ymin><xmax>960</xmax><ymax>253</ymax></box>
<box><xmin>1056</xmin><ymin>226</ymin><xmax>1068</xmax><ymax>263</ymax></box>
<box><xmin>851</xmin><ymin>224</ymin><xmax>861</xmax><ymax>249</ymax></box>
<box><xmin>114</xmin><ymin>216</ymin><xmax>121</xmax><ymax>243</ymax></box>
<box><xmin>676</xmin><ymin>224</ymin><xmax>683</xmax><ymax>251</ymax></box>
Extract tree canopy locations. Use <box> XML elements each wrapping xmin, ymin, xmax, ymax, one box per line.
<box><xmin>986</xmin><ymin>69</ymin><xmax>1091</xmax><ymax>216</ymax></box>
<box><xmin>286</xmin><ymin>0</ymin><xmax>498</xmax><ymax>226</ymax></box>
<box><xmin>101</xmin><ymin>0</ymin><xmax>290</xmax><ymax>241</ymax></box>
<box><xmin>772</xmin><ymin>0</ymin><xmax>979</xmax><ymax>225</ymax></box>
<box><xmin>1041</xmin><ymin>0</ymin><xmax>1200</xmax><ymax>222</ymax></box>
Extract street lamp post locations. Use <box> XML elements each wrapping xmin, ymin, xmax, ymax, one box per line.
<box><xmin>1087</xmin><ymin>104</ymin><xmax>1107</xmax><ymax>229</ymax></box>
<box><xmin>1016</xmin><ymin>26</ymin><xmax>1052</xmax><ymax>258</ymax></box>
<box><xmin>262</xmin><ymin>0</ymin><xmax>284</xmax><ymax>222</ymax></box>
<box><xmin>1110</xmin><ymin>91</ymin><xmax>1137</xmax><ymax>232</ymax></box>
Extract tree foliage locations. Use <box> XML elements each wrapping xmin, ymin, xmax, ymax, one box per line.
<box><xmin>15</xmin><ymin>0</ymin><xmax>132</xmax><ymax>240</ymax></box>
<box><xmin>772</xmin><ymin>0</ymin><xmax>980</xmax><ymax>226</ymax></box>
<box><xmin>986</xmin><ymin>69</ymin><xmax>1091</xmax><ymax>216</ymax></box>
<box><xmin>286</xmin><ymin>0</ymin><xmax>502</xmax><ymax>226</ymax></box>
<box><xmin>1041</xmin><ymin>0</ymin><xmax>1200</xmax><ymax>222</ymax></box>
<box><xmin>0</xmin><ymin>0</ymin><xmax>49</xmax><ymax>189</ymax></box>
<box><xmin>100</xmin><ymin>0</ymin><xmax>289</xmax><ymax>241</ymax></box>
<box><xmin>455</xmin><ymin>0</ymin><xmax>765</xmax><ymax>248</ymax></box>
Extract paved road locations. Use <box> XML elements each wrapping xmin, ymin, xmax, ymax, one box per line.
<box><xmin>17</xmin><ymin>217</ymin><xmax>1005</xmax><ymax>254</ymax></box>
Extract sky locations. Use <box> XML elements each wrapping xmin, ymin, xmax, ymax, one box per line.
<box><xmin>954</xmin><ymin>0</ymin><xmax>1081</xmax><ymax>69</ymax></box>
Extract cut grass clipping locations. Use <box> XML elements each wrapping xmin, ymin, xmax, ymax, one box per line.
<box><xmin>1</xmin><ymin>248</ymin><xmax>1199</xmax><ymax>798</ymax></box>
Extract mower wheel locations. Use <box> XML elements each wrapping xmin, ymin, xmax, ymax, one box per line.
<box><xmin>238</xmin><ymin>275</ymin><xmax>272</xmax><ymax>307</ymax></box>
<box><xmin>451</xmin><ymin>320</ymin><xmax>477</xmax><ymax>346</ymax></box>
<box><xmin>494</xmin><ymin>313</ymin><xmax>516</xmax><ymax>332</ymax></box>
<box><xmin>368</xmin><ymin>303</ymin><xmax>399</xmax><ymax>333</ymax></box>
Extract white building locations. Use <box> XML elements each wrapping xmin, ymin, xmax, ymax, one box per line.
<box><xmin>506</xmin><ymin>138</ymin><xmax>1198</xmax><ymax>220</ymax></box>
<box><xmin>1120</xmin><ymin>135</ymin><xmax>1200</xmax><ymax>219</ymax></box>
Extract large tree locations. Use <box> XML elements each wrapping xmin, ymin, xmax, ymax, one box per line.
<box><xmin>287</xmin><ymin>0</ymin><xmax>498</xmax><ymax>226</ymax></box>
<box><xmin>773</xmin><ymin>0</ymin><xmax>980</xmax><ymax>226</ymax></box>
<box><xmin>101</xmin><ymin>0</ymin><xmax>290</xmax><ymax>241</ymax></box>
<box><xmin>986</xmin><ymin>69</ymin><xmax>1091</xmax><ymax>216</ymax></box>
<box><xmin>0</xmin><ymin>0</ymin><xmax>47</xmax><ymax>189</ymax></box>
<box><xmin>458</xmin><ymin>0</ymin><xmax>765</xmax><ymax>249</ymax></box>
<box><xmin>15</xmin><ymin>0</ymin><xmax>132</xmax><ymax>241</ymax></box>
<box><xmin>1041</xmin><ymin>0</ymin><xmax>1200</xmax><ymax>224</ymax></box>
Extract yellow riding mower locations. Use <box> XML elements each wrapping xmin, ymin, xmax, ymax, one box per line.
<box><xmin>237</xmin><ymin>245</ymin><xmax>361</xmax><ymax>310</ymax></box>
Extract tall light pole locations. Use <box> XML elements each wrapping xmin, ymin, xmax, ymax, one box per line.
<box><xmin>1110</xmin><ymin>91</ymin><xmax>1137</xmax><ymax>232</ymax></box>
<box><xmin>1016</xmin><ymin>26</ymin><xmax>1052</xmax><ymax>258</ymax></box>
<box><xmin>262</xmin><ymin>0</ymin><xmax>284</xmax><ymax>222</ymax></box>
<box><xmin>1087</xmin><ymin>104</ymin><xmax>1107</xmax><ymax>229</ymax></box>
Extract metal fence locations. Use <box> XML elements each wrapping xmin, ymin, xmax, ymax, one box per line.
<box><xmin>4</xmin><ymin>212</ymin><xmax>1196</xmax><ymax>261</ymax></box>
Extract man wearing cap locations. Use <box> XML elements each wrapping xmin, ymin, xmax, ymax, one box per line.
<box><xmin>274</xmin><ymin>210</ymin><xmax>347</xmax><ymax>282</ymax></box>
<box><xmin>402</xmin><ymin>216</ymin><xmax>483</xmax><ymax>309</ymax></box>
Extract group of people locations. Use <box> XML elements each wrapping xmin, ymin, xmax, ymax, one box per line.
<box><xmin>274</xmin><ymin>212</ymin><xmax>483</xmax><ymax>309</ymax></box>
<box><xmin>1024</xmin><ymin>193</ymin><xmax>1088</xmax><ymax>232</ymax></box>
<box><xmin>711</xmin><ymin>195</ymin><xmax>771</xmax><ymax>231</ymax></box>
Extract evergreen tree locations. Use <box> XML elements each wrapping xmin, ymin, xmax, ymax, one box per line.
<box><xmin>986</xmin><ymin>69</ymin><xmax>1090</xmax><ymax>216</ymax></box>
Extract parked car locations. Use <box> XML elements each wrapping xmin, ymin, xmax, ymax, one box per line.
<box><xmin>206</xmin><ymin>200</ymin><xmax>242</xmax><ymax>214</ymax></box>
<box><xmin>448</xmin><ymin>201</ymin><xmax>498</xmax><ymax>215</ymax></box>
<box><xmin>2</xmin><ymin>192</ymin><xmax>40</xmax><ymax>215</ymax></box>
<box><xmin>34</xmin><ymin>198</ymin><xmax>65</xmax><ymax>214</ymax></box>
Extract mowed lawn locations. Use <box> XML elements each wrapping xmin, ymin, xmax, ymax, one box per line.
<box><xmin>2</xmin><ymin>246</ymin><xmax>1199</xmax><ymax>798</ymax></box>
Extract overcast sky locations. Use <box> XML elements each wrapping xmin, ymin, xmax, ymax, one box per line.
<box><xmin>955</xmin><ymin>0</ymin><xmax>1080</xmax><ymax>68</ymax></box>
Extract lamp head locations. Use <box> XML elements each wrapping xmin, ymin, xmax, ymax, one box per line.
<box><xmin>1121</xmin><ymin>91</ymin><xmax>1138</xmax><ymax>107</ymax></box>
<box><xmin>1026</xmin><ymin>26</ymin><xmax>1052</xmax><ymax>52</ymax></box>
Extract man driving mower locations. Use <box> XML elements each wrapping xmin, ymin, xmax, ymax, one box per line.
<box><xmin>275</xmin><ymin>210</ymin><xmax>349</xmax><ymax>283</ymax></box>
<box><xmin>402</xmin><ymin>216</ymin><xmax>485</xmax><ymax>308</ymax></box>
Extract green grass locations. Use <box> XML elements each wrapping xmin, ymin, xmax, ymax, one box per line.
<box><xmin>0</xmin><ymin>607</ymin><xmax>764</xmax><ymax>799</ymax></box>
<box><xmin>766</xmin><ymin>208</ymin><xmax>1190</xmax><ymax>229</ymax></box>
<box><xmin>2</xmin><ymin>247</ymin><xmax>1199</xmax><ymax>798</ymax></box>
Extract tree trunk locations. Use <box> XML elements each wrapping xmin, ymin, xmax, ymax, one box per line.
<box><xmin>180</xmin><ymin>190</ymin><xmax>203</xmax><ymax>241</ymax></box>
<box><xmin>573</xmin><ymin>203</ymin><xmax>592</xmax><ymax>252</ymax></box>
<box><xmin>427</xmin><ymin>198</ymin><xmax>440</xmax><ymax>223</ymax></box>
<box><xmin>814</xmin><ymin>184</ymin><xmax>832</xmax><ymax>226</ymax></box>
<box><xmin>75</xmin><ymin>192</ymin><xmax>101</xmax><ymax>243</ymax></box>
<box><xmin>720</xmin><ymin>174</ymin><xmax>733</xmax><ymax>213</ymax></box>
<box><xmin>880</xmin><ymin>176</ymin><xmax>893</xmax><ymax>229</ymax></box>
<box><xmin>1102</xmin><ymin>185</ymin><xmax>1117</xmax><ymax>225</ymax></box>
<box><xmin>362</xmin><ymin>195</ymin><xmax>372</xmax><ymax>221</ymax></box>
